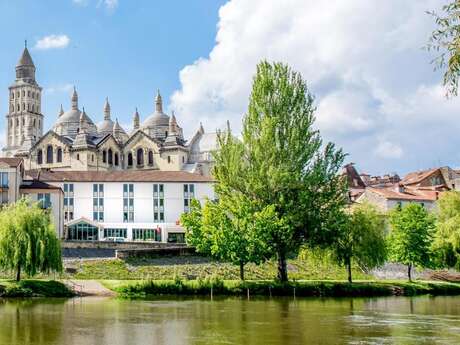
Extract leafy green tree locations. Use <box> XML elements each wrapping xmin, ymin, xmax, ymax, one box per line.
<box><xmin>0</xmin><ymin>200</ymin><xmax>62</xmax><ymax>281</ymax></box>
<box><xmin>182</xmin><ymin>196</ymin><xmax>277</xmax><ymax>280</ymax></box>
<box><xmin>432</xmin><ymin>191</ymin><xmax>460</xmax><ymax>268</ymax></box>
<box><xmin>388</xmin><ymin>203</ymin><xmax>435</xmax><ymax>281</ymax></box>
<box><xmin>428</xmin><ymin>1</ymin><xmax>460</xmax><ymax>96</ymax></box>
<box><xmin>213</xmin><ymin>61</ymin><xmax>347</xmax><ymax>282</ymax></box>
<box><xmin>334</xmin><ymin>203</ymin><xmax>387</xmax><ymax>283</ymax></box>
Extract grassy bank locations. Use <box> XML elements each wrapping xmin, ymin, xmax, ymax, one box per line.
<box><xmin>107</xmin><ymin>279</ymin><xmax>460</xmax><ymax>298</ymax></box>
<box><xmin>64</xmin><ymin>255</ymin><xmax>371</xmax><ymax>281</ymax></box>
<box><xmin>0</xmin><ymin>280</ymin><xmax>74</xmax><ymax>298</ymax></box>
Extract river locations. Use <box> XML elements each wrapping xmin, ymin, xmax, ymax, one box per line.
<box><xmin>0</xmin><ymin>296</ymin><xmax>459</xmax><ymax>344</ymax></box>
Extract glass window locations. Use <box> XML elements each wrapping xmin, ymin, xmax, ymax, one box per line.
<box><xmin>123</xmin><ymin>184</ymin><xmax>134</xmax><ymax>222</ymax></box>
<box><xmin>93</xmin><ymin>184</ymin><xmax>104</xmax><ymax>221</ymax></box>
<box><xmin>0</xmin><ymin>173</ymin><xmax>8</xmax><ymax>188</ymax></box>
<box><xmin>153</xmin><ymin>184</ymin><xmax>165</xmax><ymax>222</ymax></box>
<box><xmin>183</xmin><ymin>184</ymin><xmax>195</xmax><ymax>213</ymax></box>
<box><xmin>38</xmin><ymin>193</ymin><xmax>51</xmax><ymax>209</ymax></box>
<box><xmin>64</xmin><ymin>183</ymin><xmax>74</xmax><ymax>222</ymax></box>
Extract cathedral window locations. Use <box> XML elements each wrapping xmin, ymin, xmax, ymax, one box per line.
<box><xmin>22</xmin><ymin>103</ymin><xmax>25</xmax><ymax>111</ymax></box>
<box><xmin>137</xmin><ymin>148</ymin><xmax>144</xmax><ymax>166</ymax></box>
<box><xmin>127</xmin><ymin>153</ymin><xmax>133</xmax><ymax>167</ymax></box>
<box><xmin>77</xmin><ymin>154</ymin><xmax>80</xmax><ymax>160</ymax></box>
<box><xmin>92</xmin><ymin>154</ymin><xmax>94</xmax><ymax>162</ymax></box>
<box><xmin>168</xmin><ymin>156</ymin><xmax>171</xmax><ymax>164</ymax></box>
<box><xmin>22</xmin><ymin>91</ymin><xmax>25</xmax><ymax>97</ymax></box>
<box><xmin>33</xmin><ymin>119</ymin><xmax>36</xmax><ymax>127</ymax></box>
<box><xmin>32</xmin><ymin>104</ymin><xmax>35</xmax><ymax>112</ymax></box>
<box><xmin>102</xmin><ymin>150</ymin><xmax>107</xmax><ymax>163</ymax></box>
<box><xmin>22</xmin><ymin>118</ymin><xmax>25</xmax><ymax>126</ymax></box>
<box><xmin>114</xmin><ymin>153</ymin><xmax>119</xmax><ymax>166</ymax></box>
<box><xmin>37</xmin><ymin>149</ymin><xmax>43</xmax><ymax>164</ymax></box>
<box><xmin>27</xmin><ymin>91</ymin><xmax>30</xmax><ymax>97</ymax></box>
<box><xmin>108</xmin><ymin>149</ymin><xmax>113</xmax><ymax>165</ymax></box>
<box><xmin>57</xmin><ymin>148</ymin><xmax>63</xmax><ymax>163</ymax></box>
<box><xmin>11</xmin><ymin>93</ymin><xmax>14</xmax><ymax>100</ymax></box>
<box><xmin>148</xmin><ymin>151</ymin><xmax>154</xmax><ymax>166</ymax></box>
<box><xmin>46</xmin><ymin>145</ymin><xmax>53</xmax><ymax>164</ymax></box>
<box><xmin>17</xmin><ymin>104</ymin><xmax>20</xmax><ymax>112</ymax></box>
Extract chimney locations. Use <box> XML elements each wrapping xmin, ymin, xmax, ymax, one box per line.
<box><xmin>394</xmin><ymin>183</ymin><xmax>405</xmax><ymax>193</ymax></box>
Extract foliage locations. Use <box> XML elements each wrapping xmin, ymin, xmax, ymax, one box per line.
<box><xmin>181</xmin><ymin>200</ymin><xmax>212</xmax><ymax>254</ymax></box>
<box><xmin>388</xmin><ymin>203</ymin><xmax>435</xmax><ymax>280</ymax></box>
<box><xmin>0</xmin><ymin>200</ymin><xmax>62</xmax><ymax>281</ymax></box>
<box><xmin>333</xmin><ymin>203</ymin><xmax>387</xmax><ymax>283</ymax></box>
<box><xmin>432</xmin><ymin>191</ymin><xmax>460</xmax><ymax>268</ymax></box>
<box><xmin>428</xmin><ymin>1</ymin><xmax>460</xmax><ymax>96</ymax></box>
<box><xmin>0</xmin><ymin>280</ymin><xmax>73</xmax><ymax>297</ymax></box>
<box><xmin>113</xmin><ymin>279</ymin><xmax>460</xmax><ymax>298</ymax></box>
<box><xmin>212</xmin><ymin>61</ymin><xmax>347</xmax><ymax>281</ymax></box>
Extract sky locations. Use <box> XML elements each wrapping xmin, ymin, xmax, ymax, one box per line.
<box><xmin>0</xmin><ymin>0</ymin><xmax>457</xmax><ymax>176</ymax></box>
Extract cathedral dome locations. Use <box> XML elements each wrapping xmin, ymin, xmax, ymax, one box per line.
<box><xmin>141</xmin><ymin>90</ymin><xmax>170</xmax><ymax>129</ymax></box>
<box><xmin>98</xmin><ymin>119</ymin><xmax>114</xmax><ymax>134</ymax></box>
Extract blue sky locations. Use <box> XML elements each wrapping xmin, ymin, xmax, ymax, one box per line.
<box><xmin>1</xmin><ymin>0</ymin><xmax>459</xmax><ymax>176</ymax></box>
<box><xmin>0</xmin><ymin>0</ymin><xmax>225</xmax><ymax>130</ymax></box>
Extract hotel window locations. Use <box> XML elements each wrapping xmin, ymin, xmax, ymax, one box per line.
<box><xmin>93</xmin><ymin>184</ymin><xmax>104</xmax><ymax>222</ymax></box>
<box><xmin>183</xmin><ymin>184</ymin><xmax>195</xmax><ymax>213</ymax></box>
<box><xmin>104</xmin><ymin>228</ymin><xmax>127</xmax><ymax>238</ymax></box>
<box><xmin>153</xmin><ymin>184</ymin><xmax>164</xmax><ymax>222</ymax></box>
<box><xmin>64</xmin><ymin>183</ymin><xmax>74</xmax><ymax>222</ymax></box>
<box><xmin>0</xmin><ymin>191</ymin><xmax>8</xmax><ymax>204</ymax></box>
<box><xmin>0</xmin><ymin>173</ymin><xmax>8</xmax><ymax>188</ymax></box>
<box><xmin>37</xmin><ymin>193</ymin><xmax>51</xmax><ymax>209</ymax></box>
<box><xmin>133</xmin><ymin>228</ymin><xmax>161</xmax><ymax>242</ymax></box>
<box><xmin>123</xmin><ymin>183</ymin><xmax>134</xmax><ymax>222</ymax></box>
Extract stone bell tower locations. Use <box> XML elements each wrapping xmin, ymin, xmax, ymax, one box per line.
<box><xmin>3</xmin><ymin>42</ymin><xmax>44</xmax><ymax>157</ymax></box>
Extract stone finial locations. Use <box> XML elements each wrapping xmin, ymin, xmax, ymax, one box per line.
<box><xmin>155</xmin><ymin>89</ymin><xmax>163</xmax><ymax>113</ymax></box>
<box><xmin>59</xmin><ymin>104</ymin><xmax>64</xmax><ymax>117</ymax></box>
<box><xmin>71</xmin><ymin>86</ymin><xmax>78</xmax><ymax>110</ymax></box>
<box><xmin>79</xmin><ymin>107</ymin><xmax>87</xmax><ymax>133</ymax></box>
<box><xmin>133</xmin><ymin>108</ymin><xmax>140</xmax><ymax>130</ymax></box>
<box><xmin>169</xmin><ymin>110</ymin><xmax>178</xmax><ymax>134</ymax></box>
<box><xmin>199</xmin><ymin>122</ymin><xmax>204</xmax><ymax>134</ymax></box>
<box><xmin>104</xmin><ymin>97</ymin><xmax>111</xmax><ymax>120</ymax></box>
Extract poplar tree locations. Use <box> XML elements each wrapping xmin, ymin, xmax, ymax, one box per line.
<box><xmin>213</xmin><ymin>61</ymin><xmax>347</xmax><ymax>282</ymax></box>
<box><xmin>0</xmin><ymin>200</ymin><xmax>62</xmax><ymax>281</ymax></box>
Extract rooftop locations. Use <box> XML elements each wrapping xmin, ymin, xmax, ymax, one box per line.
<box><xmin>25</xmin><ymin>169</ymin><xmax>214</xmax><ymax>183</ymax></box>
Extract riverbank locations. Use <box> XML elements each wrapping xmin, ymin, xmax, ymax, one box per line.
<box><xmin>105</xmin><ymin>279</ymin><xmax>460</xmax><ymax>298</ymax></box>
<box><xmin>0</xmin><ymin>280</ymin><xmax>74</xmax><ymax>297</ymax></box>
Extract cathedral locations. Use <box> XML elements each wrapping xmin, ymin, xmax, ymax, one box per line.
<box><xmin>2</xmin><ymin>45</ymin><xmax>217</xmax><ymax>176</ymax></box>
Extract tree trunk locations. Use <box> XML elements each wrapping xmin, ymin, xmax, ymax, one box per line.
<box><xmin>16</xmin><ymin>264</ymin><xmax>21</xmax><ymax>282</ymax></box>
<box><xmin>277</xmin><ymin>250</ymin><xmax>288</xmax><ymax>283</ymax></box>
<box><xmin>408</xmin><ymin>263</ymin><xmax>412</xmax><ymax>282</ymax></box>
<box><xmin>239</xmin><ymin>261</ymin><xmax>245</xmax><ymax>281</ymax></box>
<box><xmin>347</xmin><ymin>258</ymin><xmax>352</xmax><ymax>284</ymax></box>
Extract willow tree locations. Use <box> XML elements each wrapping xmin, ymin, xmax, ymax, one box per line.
<box><xmin>428</xmin><ymin>1</ymin><xmax>460</xmax><ymax>96</ymax></box>
<box><xmin>213</xmin><ymin>61</ymin><xmax>347</xmax><ymax>282</ymax></box>
<box><xmin>333</xmin><ymin>203</ymin><xmax>387</xmax><ymax>283</ymax></box>
<box><xmin>0</xmin><ymin>200</ymin><xmax>62</xmax><ymax>281</ymax></box>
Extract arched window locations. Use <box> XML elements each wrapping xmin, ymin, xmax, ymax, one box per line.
<box><xmin>148</xmin><ymin>151</ymin><xmax>153</xmax><ymax>166</ymax></box>
<box><xmin>22</xmin><ymin>118</ymin><xmax>25</xmax><ymax>126</ymax></box>
<box><xmin>114</xmin><ymin>153</ymin><xmax>119</xmax><ymax>166</ymax></box>
<box><xmin>46</xmin><ymin>145</ymin><xmax>53</xmax><ymax>163</ymax></box>
<box><xmin>17</xmin><ymin>104</ymin><xmax>20</xmax><ymax>112</ymax></box>
<box><xmin>108</xmin><ymin>149</ymin><xmax>113</xmax><ymax>165</ymax></box>
<box><xmin>57</xmin><ymin>148</ymin><xmax>62</xmax><ymax>163</ymax></box>
<box><xmin>33</xmin><ymin>119</ymin><xmax>36</xmax><ymax>127</ymax></box>
<box><xmin>22</xmin><ymin>103</ymin><xmax>25</xmax><ymax>110</ymax></box>
<box><xmin>167</xmin><ymin>156</ymin><xmax>171</xmax><ymax>164</ymax></box>
<box><xmin>102</xmin><ymin>150</ymin><xmax>107</xmax><ymax>163</ymax></box>
<box><xmin>92</xmin><ymin>154</ymin><xmax>94</xmax><ymax>162</ymax></box>
<box><xmin>32</xmin><ymin>104</ymin><xmax>35</xmax><ymax>112</ymax></box>
<box><xmin>77</xmin><ymin>154</ymin><xmax>80</xmax><ymax>160</ymax></box>
<box><xmin>127</xmin><ymin>153</ymin><xmax>133</xmax><ymax>167</ymax></box>
<box><xmin>37</xmin><ymin>149</ymin><xmax>43</xmax><ymax>164</ymax></box>
<box><xmin>136</xmin><ymin>148</ymin><xmax>144</xmax><ymax>166</ymax></box>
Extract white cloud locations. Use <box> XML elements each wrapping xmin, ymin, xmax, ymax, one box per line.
<box><xmin>73</xmin><ymin>0</ymin><xmax>118</xmax><ymax>12</ymax></box>
<box><xmin>43</xmin><ymin>84</ymin><xmax>74</xmax><ymax>95</ymax></box>
<box><xmin>35</xmin><ymin>35</ymin><xmax>70</xmax><ymax>50</ymax></box>
<box><xmin>171</xmin><ymin>0</ymin><xmax>456</xmax><ymax>175</ymax></box>
<box><xmin>72</xmin><ymin>0</ymin><xmax>89</xmax><ymax>6</ymax></box>
<box><xmin>375</xmin><ymin>141</ymin><xmax>404</xmax><ymax>159</ymax></box>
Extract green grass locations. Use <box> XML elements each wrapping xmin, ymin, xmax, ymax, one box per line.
<box><xmin>66</xmin><ymin>255</ymin><xmax>371</xmax><ymax>281</ymax></box>
<box><xmin>0</xmin><ymin>279</ymin><xmax>74</xmax><ymax>297</ymax></box>
<box><xmin>109</xmin><ymin>278</ymin><xmax>460</xmax><ymax>298</ymax></box>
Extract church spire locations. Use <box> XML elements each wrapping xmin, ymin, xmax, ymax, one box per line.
<box><xmin>155</xmin><ymin>89</ymin><xmax>163</xmax><ymax>113</ymax></box>
<box><xmin>104</xmin><ymin>97</ymin><xmax>111</xmax><ymax>120</ymax></box>
<box><xmin>133</xmin><ymin>108</ymin><xmax>140</xmax><ymax>130</ymax></box>
<box><xmin>15</xmin><ymin>42</ymin><xmax>36</xmax><ymax>81</ymax></box>
<box><xmin>71</xmin><ymin>87</ymin><xmax>78</xmax><ymax>110</ymax></box>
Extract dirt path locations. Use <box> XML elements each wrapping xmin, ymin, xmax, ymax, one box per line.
<box><xmin>64</xmin><ymin>280</ymin><xmax>115</xmax><ymax>297</ymax></box>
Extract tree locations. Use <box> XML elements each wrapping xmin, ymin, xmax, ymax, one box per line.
<box><xmin>388</xmin><ymin>203</ymin><xmax>435</xmax><ymax>281</ymax></box>
<box><xmin>432</xmin><ymin>191</ymin><xmax>460</xmax><ymax>268</ymax></box>
<box><xmin>181</xmin><ymin>197</ymin><xmax>276</xmax><ymax>280</ymax></box>
<box><xmin>333</xmin><ymin>203</ymin><xmax>387</xmax><ymax>283</ymax></box>
<box><xmin>0</xmin><ymin>200</ymin><xmax>63</xmax><ymax>281</ymax></box>
<box><xmin>213</xmin><ymin>61</ymin><xmax>347</xmax><ymax>282</ymax></box>
<box><xmin>428</xmin><ymin>1</ymin><xmax>460</xmax><ymax>96</ymax></box>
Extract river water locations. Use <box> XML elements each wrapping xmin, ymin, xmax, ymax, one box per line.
<box><xmin>0</xmin><ymin>296</ymin><xmax>459</xmax><ymax>344</ymax></box>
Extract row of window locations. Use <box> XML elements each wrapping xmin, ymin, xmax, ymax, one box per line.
<box><xmin>37</xmin><ymin>146</ymin><xmax>62</xmax><ymax>164</ymax></box>
<box><xmin>10</xmin><ymin>90</ymin><xmax>39</xmax><ymax>100</ymax></box>
<box><xmin>10</xmin><ymin>103</ymin><xmax>40</xmax><ymax>113</ymax></box>
<box><xmin>10</xmin><ymin>117</ymin><xmax>40</xmax><ymax>128</ymax></box>
<box><xmin>60</xmin><ymin>183</ymin><xmax>195</xmax><ymax>223</ymax></box>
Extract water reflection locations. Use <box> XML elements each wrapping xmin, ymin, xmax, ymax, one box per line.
<box><xmin>0</xmin><ymin>296</ymin><xmax>459</xmax><ymax>344</ymax></box>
